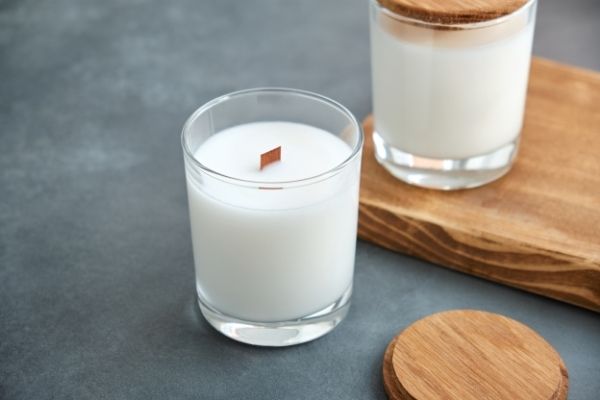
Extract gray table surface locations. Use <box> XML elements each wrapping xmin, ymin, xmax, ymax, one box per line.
<box><xmin>1</xmin><ymin>0</ymin><xmax>599</xmax><ymax>399</ymax></box>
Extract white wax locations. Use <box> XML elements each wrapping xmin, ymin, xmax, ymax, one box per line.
<box><xmin>186</xmin><ymin>122</ymin><xmax>359</xmax><ymax>322</ymax></box>
<box><xmin>371</xmin><ymin>18</ymin><xmax>534</xmax><ymax>159</ymax></box>
<box><xmin>196</xmin><ymin>122</ymin><xmax>350</xmax><ymax>182</ymax></box>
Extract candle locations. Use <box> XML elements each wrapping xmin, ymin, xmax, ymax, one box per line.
<box><xmin>369</xmin><ymin>0</ymin><xmax>537</xmax><ymax>189</ymax></box>
<box><xmin>188</xmin><ymin>122</ymin><xmax>357</xmax><ymax>321</ymax></box>
<box><xmin>182</xmin><ymin>89</ymin><xmax>362</xmax><ymax>346</ymax></box>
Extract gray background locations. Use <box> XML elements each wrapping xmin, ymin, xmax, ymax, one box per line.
<box><xmin>1</xmin><ymin>0</ymin><xmax>599</xmax><ymax>399</ymax></box>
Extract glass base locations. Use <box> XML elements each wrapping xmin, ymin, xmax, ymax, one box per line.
<box><xmin>373</xmin><ymin>131</ymin><xmax>519</xmax><ymax>190</ymax></box>
<box><xmin>197</xmin><ymin>286</ymin><xmax>352</xmax><ymax>347</ymax></box>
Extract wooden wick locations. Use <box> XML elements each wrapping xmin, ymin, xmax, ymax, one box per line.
<box><xmin>260</xmin><ymin>146</ymin><xmax>281</xmax><ymax>170</ymax></box>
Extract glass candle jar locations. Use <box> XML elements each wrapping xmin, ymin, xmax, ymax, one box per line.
<box><xmin>370</xmin><ymin>0</ymin><xmax>537</xmax><ymax>189</ymax></box>
<box><xmin>181</xmin><ymin>88</ymin><xmax>363</xmax><ymax>346</ymax></box>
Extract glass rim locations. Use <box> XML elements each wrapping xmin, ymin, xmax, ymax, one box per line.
<box><xmin>372</xmin><ymin>0</ymin><xmax>536</xmax><ymax>30</ymax></box>
<box><xmin>181</xmin><ymin>87</ymin><xmax>364</xmax><ymax>188</ymax></box>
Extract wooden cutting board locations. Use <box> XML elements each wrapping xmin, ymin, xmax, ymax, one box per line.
<box><xmin>358</xmin><ymin>57</ymin><xmax>600</xmax><ymax>312</ymax></box>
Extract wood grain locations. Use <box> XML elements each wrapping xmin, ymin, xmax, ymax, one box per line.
<box><xmin>359</xmin><ymin>58</ymin><xmax>600</xmax><ymax>311</ymax></box>
<box><xmin>376</xmin><ymin>0</ymin><xmax>530</xmax><ymax>24</ymax></box>
<box><xmin>382</xmin><ymin>310</ymin><xmax>568</xmax><ymax>400</ymax></box>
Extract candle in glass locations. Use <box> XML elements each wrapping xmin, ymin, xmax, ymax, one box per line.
<box><xmin>181</xmin><ymin>89</ymin><xmax>363</xmax><ymax>346</ymax></box>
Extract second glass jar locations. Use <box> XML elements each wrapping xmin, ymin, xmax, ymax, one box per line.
<box><xmin>370</xmin><ymin>0</ymin><xmax>537</xmax><ymax>189</ymax></box>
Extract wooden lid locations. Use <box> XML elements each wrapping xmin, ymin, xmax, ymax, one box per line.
<box><xmin>382</xmin><ymin>310</ymin><xmax>568</xmax><ymax>400</ymax></box>
<box><xmin>376</xmin><ymin>0</ymin><xmax>531</xmax><ymax>24</ymax></box>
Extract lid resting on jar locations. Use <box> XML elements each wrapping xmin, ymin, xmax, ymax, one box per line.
<box><xmin>376</xmin><ymin>0</ymin><xmax>531</xmax><ymax>24</ymax></box>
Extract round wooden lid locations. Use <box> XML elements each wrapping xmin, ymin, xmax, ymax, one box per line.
<box><xmin>382</xmin><ymin>310</ymin><xmax>568</xmax><ymax>400</ymax></box>
<box><xmin>376</xmin><ymin>0</ymin><xmax>532</xmax><ymax>24</ymax></box>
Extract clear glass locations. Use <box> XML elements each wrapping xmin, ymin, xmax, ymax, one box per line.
<box><xmin>181</xmin><ymin>88</ymin><xmax>363</xmax><ymax>346</ymax></box>
<box><xmin>370</xmin><ymin>0</ymin><xmax>537</xmax><ymax>189</ymax></box>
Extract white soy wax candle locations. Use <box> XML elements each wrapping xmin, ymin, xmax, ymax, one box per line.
<box><xmin>181</xmin><ymin>89</ymin><xmax>363</xmax><ymax>346</ymax></box>
<box><xmin>190</xmin><ymin>122</ymin><xmax>356</xmax><ymax>321</ymax></box>
<box><xmin>370</xmin><ymin>0</ymin><xmax>537</xmax><ymax>189</ymax></box>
